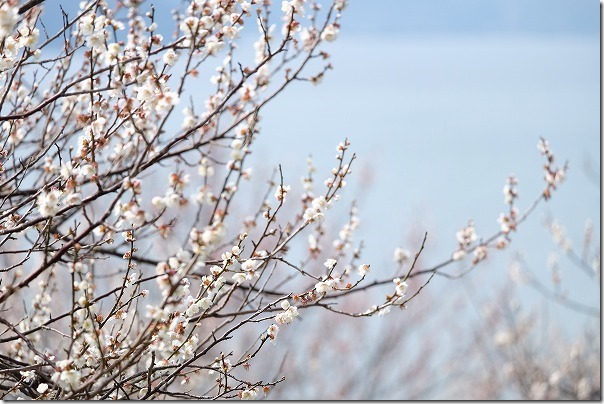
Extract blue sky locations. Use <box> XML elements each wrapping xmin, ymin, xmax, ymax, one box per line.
<box><xmin>46</xmin><ymin>0</ymin><xmax>600</xmax><ymax>36</ymax></box>
<box><xmin>341</xmin><ymin>0</ymin><xmax>599</xmax><ymax>36</ymax></box>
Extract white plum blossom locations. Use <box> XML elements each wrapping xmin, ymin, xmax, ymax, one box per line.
<box><xmin>335</xmin><ymin>0</ymin><xmax>348</xmax><ymax>11</ymax></box>
<box><xmin>275</xmin><ymin>302</ymin><xmax>299</xmax><ymax>324</ymax></box>
<box><xmin>151</xmin><ymin>196</ymin><xmax>166</xmax><ymax>209</ymax></box>
<box><xmin>324</xmin><ymin>258</ymin><xmax>337</xmax><ymax>270</ymax></box>
<box><xmin>314</xmin><ymin>280</ymin><xmax>331</xmax><ymax>294</ymax></box>
<box><xmin>241</xmin><ymin>387</ymin><xmax>258</xmax><ymax>400</ymax></box>
<box><xmin>208</xmin><ymin>357</ymin><xmax>232</xmax><ymax>375</ymax></box>
<box><xmin>303</xmin><ymin>206</ymin><xmax>323</xmax><ymax>222</ymax></box>
<box><xmin>473</xmin><ymin>245</ymin><xmax>488</xmax><ymax>263</ymax></box>
<box><xmin>184</xmin><ymin>295</ymin><xmax>212</xmax><ymax>316</ymax></box>
<box><xmin>18</xmin><ymin>26</ymin><xmax>40</xmax><ymax>48</ymax></box>
<box><xmin>231</xmin><ymin>138</ymin><xmax>245</xmax><ymax>160</ymax></box>
<box><xmin>205</xmin><ymin>37</ymin><xmax>225</xmax><ymax>56</ymax></box>
<box><xmin>503</xmin><ymin>175</ymin><xmax>518</xmax><ymax>205</ymax></box>
<box><xmin>180</xmin><ymin>16</ymin><xmax>202</xmax><ymax>39</ymax></box>
<box><xmin>182</xmin><ymin>107</ymin><xmax>197</xmax><ymax>129</ymax></box>
<box><xmin>77</xmin><ymin>13</ymin><xmax>95</xmax><ymax>36</ymax></box>
<box><xmin>321</xmin><ymin>23</ymin><xmax>339</xmax><ymax>42</ymax></box>
<box><xmin>456</xmin><ymin>220</ymin><xmax>477</xmax><ymax>248</ymax></box>
<box><xmin>85</xmin><ymin>29</ymin><xmax>108</xmax><ymax>52</ymax></box>
<box><xmin>231</xmin><ymin>245</ymin><xmax>241</xmax><ymax>257</ymax></box>
<box><xmin>497</xmin><ymin>212</ymin><xmax>516</xmax><ymax>234</ymax></box>
<box><xmin>266</xmin><ymin>324</ymin><xmax>279</xmax><ymax>345</ymax></box>
<box><xmin>281</xmin><ymin>0</ymin><xmax>305</xmax><ymax>16</ymax></box>
<box><xmin>63</xmin><ymin>193</ymin><xmax>82</xmax><ymax>206</ymax></box>
<box><xmin>120</xmin><ymin>205</ymin><xmax>147</xmax><ymax>227</ymax></box>
<box><xmin>554</xmin><ymin>168</ymin><xmax>565</xmax><ymax>183</ymax></box>
<box><xmin>80</xmin><ymin>164</ymin><xmax>95</xmax><ymax>179</ymax></box>
<box><xmin>202</xmin><ymin>266</ymin><xmax>219</xmax><ymax>278</ymax></box>
<box><xmin>358</xmin><ymin>264</ymin><xmax>370</xmax><ymax>276</ymax></box>
<box><xmin>239</xmin><ymin>84</ymin><xmax>256</xmax><ymax>103</ymax></box>
<box><xmin>134</xmin><ymin>77</ymin><xmax>180</xmax><ymax>115</ymax></box>
<box><xmin>163</xmin><ymin>49</ymin><xmax>178</xmax><ymax>66</ymax></box>
<box><xmin>393</xmin><ymin>278</ymin><xmax>408</xmax><ymax>297</ymax></box>
<box><xmin>185</xmin><ymin>302</ymin><xmax>200</xmax><ymax>317</ymax></box>
<box><xmin>394</xmin><ymin>247</ymin><xmax>410</xmax><ymax>264</ymax></box>
<box><xmin>307</xmin><ymin>234</ymin><xmax>319</xmax><ymax>253</ymax></box>
<box><xmin>189</xmin><ymin>222</ymin><xmax>227</xmax><ymax>258</ymax></box>
<box><xmin>36</xmin><ymin>383</ymin><xmax>49</xmax><ymax>394</ymax></box>
<box><xmin>232</xmin><ymin>272</ymin><xmax>247</xmax><ymax>284</ymax></box>
<box><xmin>300</xmin><ymin>27</ymin><xmax>318</xmax><ymax>50</ymax></box>
<box><xmin>274</xmin><ymin>184</ymin><xmax>291</xmax><ymax>203</ymax></box>
<box><xmin>0</xmin><ymin>3</ymin><xmax>17</xmax><ymax>38</ymax></box>
<box><xmin>312</xmin><ymin>195</ymin><xmax>329</xmax><ymax>210</ymax></box>
<box><xmin>452</xmin><ymin>249</ymin><xmax>466</xmax><ymax>261</ymax></box>
<box><xmin>337</xmin><ymin>212</ymin><xmax>359</xmax><ymax>248</ymax></box>
<box><xmin>537</xmin><ymin>138</ymin><xmax>551</xmax><ymax>155</ymax></box>
<box><xmin>37</xmin><ymin>189</ymin><xmax>62</xmax><ymax>217</ymax></box>
<box><xmin>314</xmin><ymin>276</ymin><xmax>339</xmax><ymax>295</ymax></box>
<box><xmin>163</xmin><ymin>192</ymin><xmax>181</xmax><ymax>208</ymax></box>
<box><xmin>20</xmin><ymin>370</ymin><xmax>35</xmax><ymax>383</ymax></box>
<box><xmin>303</xmin><ymin>195</ymin><xmax>330</xmax><ymax>222</ymax></box>
<box><xmin>198</xmin><ymin>157</ymin><xmax>215</xmax><ymax>177</ymax></box>
<box><xmin>51</xmin><ymin>360</ymin><xmax>82</xmax><ymax>390</ymax></box>
<box><xmin>156</xmin><ymin>91</ymin><xmax>179</xmax><ymax>114</ymax></box>
<box><xmin>378</xmin><ymin>306</ymin><xmax>391</xmax><ymax>316</ymax></box>
<box><xmin>222</xmin><ymin>24</ymin><xmax>241</xmax><ymax>40</ymax></box>
<box><xmin>105</xmin><ymin>42</ymin><xmax>120</xmax><ymax>64</ymax></box>
<box><xmin>494</xmin><ymin>331</ymin><xmax>513</xmax><ymax>347</ymax></box>
<box><xmin>242</xmin><ymin>167</ymin><xmax>253</xmax><ymax>180</ymax></box>
<box><xmin>3</xmin><ymin>35</ymin><xmax>17</xmax><ymax>56</ymax></box>
<box><xmin>198</xmin><ymin>297</ymin><xmax>213</xmax><ymax>310</ymax></box>
<box><xmin>549</xmin><ymin>219</ymin><xmax>572</xmax><ymax>251</ymax></box>
<box><xmin>241</xmin><ymin>259</ymin><xmax>260</xmax><ymax>274</ymax></box>
<box><xmin>57</xmin><ymin>162</ymin><xmax>74</xmax><ymax>180</ymax></box>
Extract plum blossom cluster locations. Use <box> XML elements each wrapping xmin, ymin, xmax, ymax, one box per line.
<box><xmin>333</xmin><ymin>201</ymin><xmax>359</xmax><ymax>252</ymax></box>
<box><xmin>36</xmin><ymin>161</ymin><xmax>98</xmax><ymax>217</ymax></box>
<box><xmin>265</xmin><ymin>323</ymin><xmax>279</xmax><ymax>344</ymax></box>
<box><xmin>232</xmin><ymin>256</ymin><xmax>263</xmax><ymax>284</ymax></box>
<box><xmin>393</xmin><ymin>277</ymin><xmax>409</xmax><ymax>300</ymax></box>
<box><xmin>538</xmin><ymin>137</ymin><xmax>567</xmax><ymax>199</ymax></box>
<box><xmin>189</xmin><ymin>221</ymin><xmax>228</xmax><ymax>258</ymax></box>
<box><xmin>446</xmin><ymin>139</ymin><xmax>567</xmax><ymax>271</ymax></box>
<box><xmin>498</xmin><ymin>175</ymin><xmax>519</xmax><ymax>235</ymax></box>
<box><xmin>548</xmin><ymin>219</ymin><xmax>572</xmax><ymax>252</ymax></box>
<box><xmin>274</xmin><ymin>184</ymin><xmax>291</xmax><ymax>203</ymax></box>
<box><xmin>314</xmin><ymin>275</ymin><xmax>339</xmax><ymax>294</ymax></box>
<box><xmin>0</xmin><ymin>0</ymin><xmax>565</xmax><ymax>400</ymax></box>
<box><xmin>479</xmin><ymin>285</ymin><xmax>600</xmax><ymax>400</ymax></box>
<box><xmin>0</xmin><ymin>3</ymin><xmax>39</xmax><ymax>72</ymax></box>
<box><xmin>0</xmin><ymin>0</ymin><xmax>352</xmax><ymax>397</ymax></box>
<box><xmin>275</xmin><ymin>300</ymin><xmax>299</xmax><ymax>325</ymax></box>
<box><xmin>303</xmin><ymin>195</ymin><xmax>331</xmax><ymax>223</ymax></box>
<box><xmin>451</xmin><ymin>220</ymin><xmax>477</xmax><ymax>261</ymax></box>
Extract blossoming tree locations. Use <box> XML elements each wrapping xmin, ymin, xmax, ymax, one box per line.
<box><xmin>0</xmin><ymin>0</ymin><xmax>567</xmax><ymax>399</ymax></box>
